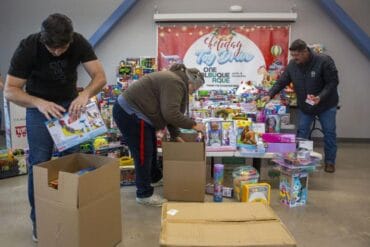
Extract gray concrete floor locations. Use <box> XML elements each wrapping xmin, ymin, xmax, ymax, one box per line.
<box><xmin>1</xmin><ymin>142</ymin><xmax>370</xmax><ymax>246</ymax></box>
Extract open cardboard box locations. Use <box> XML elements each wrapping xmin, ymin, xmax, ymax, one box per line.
<box><xmin>34</xmin><ymin>153</ymin><xmax>122</xmax><ymax>247</ymax></box>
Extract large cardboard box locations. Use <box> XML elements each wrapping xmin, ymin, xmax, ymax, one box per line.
<box><xmin>162</xmin><ymin>139</ymin><xmax>206</xmax><ymax>202</ymax></box>
<box><xmin>34</xmin><ymin>153</ymin><xmax>122</xmax><ymax>247</ymax></box>
<box><xmin>160</xmin><ymin>202</ymin><xmax>296</xmax><ymax>247</ymax></box>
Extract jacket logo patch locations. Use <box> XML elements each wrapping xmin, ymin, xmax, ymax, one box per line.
<box><xmin>311</xmin><ymin>71</ymin><xmax>316</xmax><ymax>78</ymax></box>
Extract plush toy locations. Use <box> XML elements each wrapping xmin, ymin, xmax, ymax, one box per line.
<box><xmin>235</xmin><ymin>81</ymin><xmax>259</xmax><ymax>96</ymax></box>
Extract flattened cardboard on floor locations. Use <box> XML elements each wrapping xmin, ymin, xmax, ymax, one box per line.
<box><xmin>162</xmin><ymin>141</ymin><xmax>206</xmax><ymax>202</ymax></box>
<box><xmin>160</xmin><ymin>202</ymin><xmax>296</xmax><ymax>247</ymax></box>
<box><xmin>34</xmin><ymin>153</ymin><xmax>122</xmax><ymax>247</ymax></box>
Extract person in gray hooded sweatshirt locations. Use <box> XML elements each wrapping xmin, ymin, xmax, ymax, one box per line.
<box><xmin>113</xmin><ymin>63</ymin><xmax>205</xmax><ymax>206</ymax></box>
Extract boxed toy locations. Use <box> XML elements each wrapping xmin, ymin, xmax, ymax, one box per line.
<box><xmin>265</xmin><ymin>115</ymin><xmax>280</xmax><ymax>133</ymax></box>
<box><xmin>279</xmin><ymin>171</ymin><xmax>309</xmax><ymax>207</ymax></box>
<box><xmin>119</xmin><ymin>156</ymin><xmax>135</xmax><ymax>186</ymax></box>
<box><xmin>235</xmin><ymin>120</ymin><xmax>255</xmax><ymax>146</ymax></box>
<box><xmin>45</xmin><ymin>102</ymin><xmax>107</xmax><ymax>152</ymax></box>
<box><xmin>262</xmin><ymin>133</ymin><xmax>296</xmax><ymax>143</ymax></box>
<box><xmin>232</xmin><ymin>166</ymin><xmax>259</xmax><ymax>201</ymax></box>
<box><xmin>205</xmin><ymin>120</ymin><xmax>236</xmax><ymax>151</ymax></box>
<box><xmin>205</xmin><ymin>183</ymin><xmax>233</xmax><ymax>198</ymax></box>
<box><xmin>241</xmin><ymin>183</ymin><xmax>271</xmax><ymax>205</ymax></box>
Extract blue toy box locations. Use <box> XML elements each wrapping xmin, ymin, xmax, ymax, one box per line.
<box><xmin>279</xmin><ymin>171</ymin><xmax>309</xmax><ymax>207</ymax></box>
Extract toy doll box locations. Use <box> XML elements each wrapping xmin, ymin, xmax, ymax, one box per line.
<box><xmin>45</xmin><ymin>102</ymin><xmax>107</xmax><ymax>152</ymax></box>
<box><xmin>160</xmin><ymin>202</ymin><xmax>296</xmax><ymax>246</ymax></box>
<box><xmin>279</xmin><ymin>171</ymin><xmax>309</xmax><ymax>207</ymax></box>
<box><xmin>204</xmin><ymin>120</ymin><xmax>236</xmax><ymax>151</ymax></box>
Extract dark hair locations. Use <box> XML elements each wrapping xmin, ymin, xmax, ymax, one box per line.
<box><xmin>289</xmin><ymin>39</ymin><xmax>307</xmax><ymax>52</ymax></box>
<box><xmin>40</xmin><ymin>13</ymin><xmax>73</xmax><ymax>48</ymax></box>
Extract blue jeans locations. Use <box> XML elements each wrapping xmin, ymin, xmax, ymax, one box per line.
<box><xmin>26</xmin><ymin>102</ymin><xmax>79</xmax><ymax>225</ymax></box>
<box><xmin>112</xmin><ymin>102</ymin><xmax>162</xmax><ymax>198</ymax></box>
<box><xmin>297</xmin><ymin>107</ymin><xmax>337</xmax><ymax>165</ymax></box>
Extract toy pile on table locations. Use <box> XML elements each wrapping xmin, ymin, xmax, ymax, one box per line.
<box><xmin>190</xmin><ymin>89</ymin><xmax>297</xmax><ymax>154</ymax></box>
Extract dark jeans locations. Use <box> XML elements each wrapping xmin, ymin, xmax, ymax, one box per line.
<box><xmin>26</xmin><ymin>102</ymin><xmax>78</xmax><ymax>225</ymax></box>
<box><xmin>113</xmin><ymin>102</ymin><xmax>162</xmax><ymax>198</ymax></box>
<box><xmin>297</xmin><ymin>107</ymin><xmax>337</xmax><ymax>164</ymax></box>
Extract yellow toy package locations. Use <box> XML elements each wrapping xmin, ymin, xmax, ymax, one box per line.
<box><xmin>241</xmin><ymin>183</ymin><xmax>271</xmax><ymax>205</ymax></box>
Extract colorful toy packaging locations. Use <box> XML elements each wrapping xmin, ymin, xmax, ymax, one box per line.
<box><xmin>213</xmin><ymin>164</ymin><xmax>224</xmax><ymax>202</ymax></box>
<box><xmin>205</xmin><ymin>183</ymin><xmax>233</xmax><ymax>198</ymax></box>
<box><xmin>235</xmin><ymin>119</ymin><xmax>255</xmax><ymax>146</ymax></box>
<box><xmin>241</xmin><ymin>183</ymin><xmax>271</xmax><ymax>205</ymax></box>
<box><xmin>279</xmin><ymin>171</ymin><xmax>308</xmax><ymax>207</ymax></box>
<box><xmin>265</xmin><ymin>115</ymin><xmax>280</xmax><ymax>133</ymax></box>
<box><xmin>232</xmin><ymin>166</ymin><xmax>259</xmax><ymax>201</ymax></box>
<box><xmin>119</xmin><ymin>156</ymin><xmax>135</xmax><ymax>186</ymax></box>
<box><xmin>45</xmin><ymin>102</ymin><xmax>107</xmax><ymax>152</ymax></box>
<box><xmin>204</xmin><ymin>120</ymin><xmax>236</xmax><ymax>151</ymax></box>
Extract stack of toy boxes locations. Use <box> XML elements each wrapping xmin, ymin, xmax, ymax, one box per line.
<box><xmin>273</xmin><ymin>152</ymin><xmax>319</xmax><ymax>207</ymax></box>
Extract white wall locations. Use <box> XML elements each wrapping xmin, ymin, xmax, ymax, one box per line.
<box><xmin>0</xmin><ymin>0</ymin><xmax>369</xmax><ymax>138</ymax></box>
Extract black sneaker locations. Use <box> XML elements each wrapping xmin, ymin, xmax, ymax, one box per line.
<box><xmin>32</xmin><ymin>223</ymin><xmax>38</xmax><ymax>242</ymax></box>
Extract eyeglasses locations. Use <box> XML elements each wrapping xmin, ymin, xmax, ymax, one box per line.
<box><xmin>290</xmin><ymin>50</ymin><xmax>307</xmax><ymax>58</ymax></box>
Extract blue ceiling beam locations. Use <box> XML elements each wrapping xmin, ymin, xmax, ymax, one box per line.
<box><xmin>320</xmin><ymin>0</ymin><xmax>370</xmax><ymax>59</ymax></box>
<box><xmin>89</xmin><ymin>0</ymin><xmax>139</xmax><ymax>48</ymax></box>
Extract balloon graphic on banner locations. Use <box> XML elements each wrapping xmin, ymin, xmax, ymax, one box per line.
<box><xmin>270</xmin><ymin>45</ymin><xmax>282</xmax><ymax>57</ymax></box>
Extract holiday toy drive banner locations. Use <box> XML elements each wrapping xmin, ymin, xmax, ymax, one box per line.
<box><xmin>158</xmin><ymin>24</ymin><xmax>290</xmax><ymax>90</ymax></box>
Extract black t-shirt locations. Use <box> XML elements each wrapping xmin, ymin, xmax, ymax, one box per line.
<box><xmin>8</xmin><ymin>32</ymin><xmax>97</xmax><ymax>102</ymax></box>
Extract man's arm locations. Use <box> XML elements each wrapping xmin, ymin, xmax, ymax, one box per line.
<box><xmin>262</xmin><ymin>68</ymin><xmax>292</xmax><ymax>102</ymax></box>
<box><xmin>68</xmin><ymin>59</ymin><xmax>107</xmax><ymax>115</ymax></box>
<box><xmin>0</xmin><ymin>74</ymin><xmax>4</xmax><ymax>91</ymax></box>
<box><xmin>4</xmin><ymin>75</ymin><xmax>66</xmax><ymax>120</ymax></box>
<box><xmin>318</xmin><ymin>56</ymin><xmax>339</xmax><ymax>102</ymax></box>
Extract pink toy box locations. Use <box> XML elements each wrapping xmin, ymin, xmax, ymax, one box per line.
<box><xmin>262</xmin><ymin>133</ymin><xmax>296</xmax><ymax>143</ymax></box>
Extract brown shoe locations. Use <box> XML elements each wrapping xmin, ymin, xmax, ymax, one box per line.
<box><xmin>324</xmin><ymin>164</ymin><xmax>335</xmax><ymax>173</ymax></box>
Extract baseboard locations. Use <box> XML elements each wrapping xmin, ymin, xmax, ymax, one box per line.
<box><xmin>312</xmin><ymin>137</ymin><xmax>370</xmax><ymax>143</ymax></box>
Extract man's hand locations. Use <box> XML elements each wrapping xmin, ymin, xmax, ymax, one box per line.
<box><xmin>68</xmin><ymin>91</ymin><xmax>90</xmax><ymax>119</ymax></box>
<box><xmin>261</xmin><ymin>95</ymin><xmax>271</xmax><ymax>102</ymax></box>
<box><xmin>35</xmin><ymin>99</ymin><xmax>66</xmax><ymax>120</ymax></box>
<box><xmin>192</xmin><ymin>123</ymin><xmax>205</xmax><ymax>132</ymax></box>
<box><xmin>307</xmin><ymin>94</ymin><xmax>320</xmax><ymax>105</ymax></box>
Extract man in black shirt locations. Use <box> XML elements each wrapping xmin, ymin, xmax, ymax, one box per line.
<box><xmin>4</xmin><ymin>13</ymin><xmax>106</xmax><ymax>242</ymax></box>
<box><xmin>262</xmin><ymin>39</ymin><xmax>339</xmax><ymax>173</ymax></box>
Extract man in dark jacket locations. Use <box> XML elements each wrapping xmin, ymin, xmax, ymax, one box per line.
<box><xmin>113</xmin><ymin>63</ymin><xmax>205</xmax><ymax>206</ymax></box>
<box><xmin>262</xmin><ymin>39</ymin><xmax>339</xmax><ymax>173</ymax></box>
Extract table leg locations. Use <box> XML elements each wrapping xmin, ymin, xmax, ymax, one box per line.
<box><xmin>252</xmin><ymin>158</ymin><xmax>261</xmax><ymax>174</ymax></box>
<box><xmin>210</xmin><ymin>157</ymin><xmax>215</xmax><ymax>178</ymax></box>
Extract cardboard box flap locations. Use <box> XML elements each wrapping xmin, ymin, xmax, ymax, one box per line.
<box><xmin>162</xmin><ymin>142</ymin><xmax>205</xmax><ymax>161</ymax></box>
<box><xmin>162</xmin><ymin>203</ymin><xmax>277</xmax><ymax>222</ymax></box>
<box><xmin>160</xmin><ymin>221</ymin><xmax>296</xmax><ymax>247</ymax></box>
<box><xmin>77</xmin><ymin>155</ymin><xmax>120</xmax><ymax>208</ymax></box>
<box><xmin>34</xmin><ymin>166</ymin><xmax>79</xmax><ymax>207</ymax></box>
